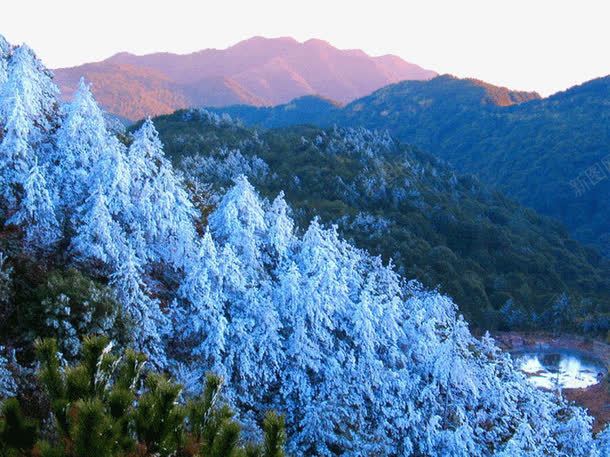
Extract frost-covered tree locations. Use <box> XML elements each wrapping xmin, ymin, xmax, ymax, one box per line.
<box><xmin>7</xmin><ymin>160</ymin><xmax>60</xmax><ymax>252</ymax></box>
<box><xmin>179</xmin><ymin>147</ymin><xmax>269</xmax><ymax>187</ymax></box>
<box><xmin>110</xmin><ymin>247</ymin><xmax>168</xmax><ymax>367</ymax></box>
<box><xmin>89</xmin><ymin>135</ymin><xmax>131</xmax><ymax>217</ymax></box>
<box><xmin>51</xmin><ymin>78</ymin><xmax>111</xmax><ymax>213</ymax></box>
<box><xmin>171</xmin><ymin>232</ymin><xmax>226</xmax><ymax>390</ymax></box>
<box><xmin>0</xmin><ymin>93</ymin><xmax>32</xmax><ymax>211</ymax></box>
<box><xmin>223</xmin><ymin>283</ymin><xmax>281</xmax><ymax>434</ymax></box>
<box><xmin>277</xmin><ymin>220</ymin><xmax>350</xmax><ymax>454</ymax></box>
<box><xmin>209</xmin><ymin>175</ymin><xmax>267</xmax><ymax>275</ymax></box>
<box><xmin>551</xmin><ymin>292</ymin><xmax>572</xmax><ymax>330</ymax></box>
<box><xmin>127</xmin><ymin>119</ymin><xmax>196</xmax><ymax>267</ymax></box>
<box><xmin>553</xmin><ymin>407</ymin><xmax>595</xmax><ymax>456</ymax></box>
<box><xmin>70</xmin><ymin>186</ymin><xmax>124</xmax><ymax>268</ymax></box>
<box><xmin>265</xmin><ymin>191</ymin><xmax>295</xmax><ymax>264</ymax></box>
<box><xmin>0</xmin><ymin>35</ymin><xmax>10</xmax><ymax>56</ymax></box>
<box><xmin>0</xmin><ymin>348</ymin><xmax>16</xmax><ymax>399</ymax></box>
<box><xmin>0</xmin><ymin>36</ymin><xmax>9</xmax><ymax>91</ymax></box>
<box><xmin>596</xmin><ymin>426</ymin><xmax>610</xmax><ymax>457</ymax></box>
<box><xmin>0</xmin><ymin>44</ymin><xmax>58</xmax><ymax>134</ymax></box>
<box><xmin>493</xmin><ymin>423</ymin><xmax>543</xmax><ymax>456</ymax></box>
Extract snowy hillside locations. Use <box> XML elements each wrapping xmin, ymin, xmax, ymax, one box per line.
<box><xmin>0</xmin><ymin>34</ymin><xmax>609</xmax><ymax>456</ymax></box>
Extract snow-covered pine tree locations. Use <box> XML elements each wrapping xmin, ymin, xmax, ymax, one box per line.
<box><xmin>0</xmin><ymin>35</ymin><xmax>10</xmax><ymax>95</ymax></box>
<box><xmin>553</xmin><ymin>406</ymin><xmax>595</xmax><ymax>457</ymax></box>
<box><xmin>89</xmin><ymin>134</ymin><xmax>131</xmax><ymax>217</ymax></box>
<box><xmin>280</xmin><ymin>219</ymin><xmax>351</xmax><ymax>454</ymax></box>
<box><xmin>149</xmin><ymin>163</ymin><xmax>197</xmax><ymax>268</ymax></box>
<box><xmin>171</xmin><ymin>231</ymin><xmax>227</xmax><ymax>391</ymax></box>
<box><xmin>68</xmin><ymin>102</ymin><xmax>131</xmax><ymax>269</ymax></box>
<box><xmin>209</xmin><ymin>175</ymin><xmax>267</xmax><ymax>276</ymax></box>
<box><xmin>51</xmin><ymin>78</ymin><xmax>110</xmax><ymax>215</ymax></box>
<box><xmin>110</xmin><ymin>246</ymin><xmax>168</xmax><ymax>367</ymax></box>
<box><xmin>0</xmin><ymin>93</ymin><xmax>32</xmax><ymax>212</ymax></box>
<box><xmin>127</xmin><ymin>118</ymin><xmax>196</xmax><ymax>268</ymax></box>
<box><xmin>596</xmin><ymin>426</ymin><xmax>610</xmax><ymax>457</ymax></box>
<box><xmin>273</xmin><ymin>260</ymin><xmax>318</xmax><ymax>451</ymax></box>
<box><xmin>7</xmin><ymin>159</ymin><xmax>60</xmax><ymax>252</ymax></box>
<box><xmin>0</xmin><ymin>44</ymin><xmax>58</xmax><ymax>135</ymax></box>
<box><xmin>0</xmin><ymin>34</ymin><xmax>10</xmax><ymax>57</ymax></box>
<box><xmin>0</xmin><ymin>348</ymin><xmax>16</xmax><ymax>399</ymax></box>
<box><xmin>492</xmin><ymin>423</ymin><xmax>541</xmax><ymax>457</ymax></box>
<box><xmin>70</xmin><ymin>185</ymin><xmax>124</xmax><ymax>269</ymax></box>
<box><xmin>0</xmin><ymin>60</ymin><xmax>7</xmax><ymax>100</ymax></box>
<box><xmin>265</xmin><ymin>191</ymin><xmax>296</xmax><ymax>265</ymax></box>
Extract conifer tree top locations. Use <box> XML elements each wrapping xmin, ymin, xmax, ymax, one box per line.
<box><xmin>0</xmin><ymin>34</ymin><xmax>10</xmax><ymax>56</ymax></box>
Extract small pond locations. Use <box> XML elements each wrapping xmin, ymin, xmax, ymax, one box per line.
<box><xmin>512</xmin><ymin>348</ymin><xmax>606</xmax><ymax>390</ymax></box>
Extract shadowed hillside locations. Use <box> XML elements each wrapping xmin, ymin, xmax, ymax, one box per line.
<box><xmin>207</xmin><ymin>75</ymin><xmax>610</xmax><ymax>256</ymax></box>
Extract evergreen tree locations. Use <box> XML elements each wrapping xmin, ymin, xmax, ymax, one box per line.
<box><xmin>0</xmin><ymin>44</ymin><xmax>58</xmax><ymax>135</ymax></box>
<box><xmin>596</xmin><ymin>425</ymin><xmax>610</xmax><ymax>457</ymax></box>
<box><xmin>0</xmin><ymin>93</ymin><xmax>32</xmax><ymax>211</ymax></box>
<box><xmin>0</xmin><ymin>348</ymin><xmax>16</xmax><ymax>399</ymax></box>
<box><xmin>1</xmin><ymin>337</ymin><xmax>288</xmax><ymax>457</ymax></box>
<box><xmin>0</xmin><ymin>37</ymin><xmax>9</xmax><ymax>93</ymax></box>
<box><xmin>110</xmin><ymin>247</ymin><xmax>168</xmax><ymax>367</ymax></box>
<box><xmin>0</xmin><ymin>398</ymin><xmax>37</xmax><ymax>454</ymax></box>
<box><xmin>281</xmin><ymin>220</ymin><xmax>349</xmax><ymax>454</ymax></box>
<box><xmin>7</xmin><ymin>159</ymin><xmax>60</xmax><ymax>252</ymax></box>
<box><xmin>265</xmin><ymin>191</ymin><xmax>295</xmax><ymax>264</ymax></box>
<box><xmin>171</xmin><ymin>232</ymin><xmax>227</xmax><ymax>391</ymax></box>
<box><xmin>70</xmin><ymin>186</ymin><xmax>124</xmax><ymax>268</ymax></box>
<box><xmin>493</xmin><ymin>423</ymin><xmax>541</xmax><ymax>456</ymax></box>
<box><xmin>127</xmin><ymin>119</ymin><xmax>196</xmax><ymax>267</ymax></box>
<box><xmin>209</xmin><ymin>175</ymin><xmax>267</xmax><ymax>275</ymax></box>
<box><xmin>52</xmin><ymin>78</ymin><xmax>111</xmax><ymax>213</ymax></box>
<box><xmin>553</xmin><ymin>407</ymin><xmax>595</xmax><ymax>456</ymax></box>
<box><xmin>0</xmin><ymin>59</ymin><xmax>7</xmax><ymax>99</ymax></box>
<box><xmin>0</xmin><ymin>34</ymin><xmax>10</xmax><ymax>59</ymax></box>
<box><xmin>89</xmin><ymin>134</ymin><xmax>131</xmax><ymax>217</ymax></box>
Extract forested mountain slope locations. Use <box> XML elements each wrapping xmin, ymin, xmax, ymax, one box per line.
<box><xmin>2</xmin><ymin>34</ymin><xmax>610</xmax><ymax>456</ymax></box>
<box><xmin>144</xmin><ymin>109</ymin><xmax>610</xmax><ymax>334</ymax></box>
<box><xmin>208</xmin><ymin>74</ymin><xmax>610</xmax><ymax>256</ymax></box>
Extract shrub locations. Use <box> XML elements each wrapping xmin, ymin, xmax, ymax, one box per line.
<box><xmin>0</xmin><ymin>336</ymin><xmax>287</xmax><ymax>457</ymax></box>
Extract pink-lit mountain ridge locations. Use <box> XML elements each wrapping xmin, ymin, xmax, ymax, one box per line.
<box><xmin>53</xmin><ymin>36</ymin><xmax>436</xmax><ymax>120</ymax></box>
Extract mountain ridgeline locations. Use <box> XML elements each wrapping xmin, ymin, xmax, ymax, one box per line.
<box><xmin>3</xmin><ymin>33</ymin><xmax>610</xmax><ymax>456</ymax></box>
<box><xmin>141</xmin><ymin>109</ymin><xmax>610</xmax><ymax>334</ymax></box>
<box><xmin>208</xmin><ymin>74</ymin><xmax>610</xmax><ymax>257</ymax></box>
<box><xmin>53</xmin><ymin>36</ymin><xmax>436</xmax><ymax>121</ymax></box>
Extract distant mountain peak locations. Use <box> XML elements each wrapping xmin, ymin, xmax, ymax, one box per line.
<box><xmin>303</xmin><ymin>38</ymin><xmax>333</xmax><ymax>47</ymax></box>
<box><xmin>369</xmin><ymin>74</ymin><xmax>541</xmax><ymax>107</ymax></box>
<box><xmin>53</xmin><ymin>37</ymin><xmax>436</xmax><ymax>120</ymax></box>
<box><xmin>108</xmin><ymin>51</ymin><xmax>136</xmax><ymax>60</ymax></box>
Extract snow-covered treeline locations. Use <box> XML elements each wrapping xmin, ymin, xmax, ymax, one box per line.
<box><xmin>0</xmin><ymin>34</ymin><xmax>609</xmax><ymax>456</ymax></box>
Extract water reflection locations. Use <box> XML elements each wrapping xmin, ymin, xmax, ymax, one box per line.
<box><xmin>513</xmin><ymin>349</ymin><xmax>605</xmax><ymax>389</ymax></box>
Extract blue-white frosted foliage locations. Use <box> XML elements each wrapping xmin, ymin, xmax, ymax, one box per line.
<box><xmin>1</xmin><ymin>33</ymin><xmax>609</xmax><ymax>456</ymax></box>
<box><xmin>0</xmin><ymin>349</ymin><xmax>15</xmax><ymax>399</ymax></box>
<box><xmin>0</xmin><ymin>44</ymin><xmax>58</xmax><ymax>134</ymax></box>
<box><xmin>178</xmin><ymin>180</ymin><xmax>604</xmax><ymax>456</ymax></box>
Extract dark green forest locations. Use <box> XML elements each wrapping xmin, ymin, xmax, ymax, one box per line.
<box><xmin>141</xmin><ymin>111</ymin><xmax>610</xmax><ymax>334</ymax></box>
<box><xmin>208</xmin><ymin>75</ymin><xmax>610</xmax><ymax>257</ymax></box>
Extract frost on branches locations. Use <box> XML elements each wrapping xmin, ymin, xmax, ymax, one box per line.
<box><xmin>0</xmin><ymin>33</ymin><xmax>608</xmax><ymax>456</ymax></box>
<box><xmin>172</xmin><ymin>176</ymin><xmax>605</xmax><ymax>456</ymax></box>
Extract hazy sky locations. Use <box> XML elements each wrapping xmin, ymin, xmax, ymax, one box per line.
<box><xmin>1</xmin><ymin>0</ymin><xmax>608</xmax><ymax>95</ymax></box>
